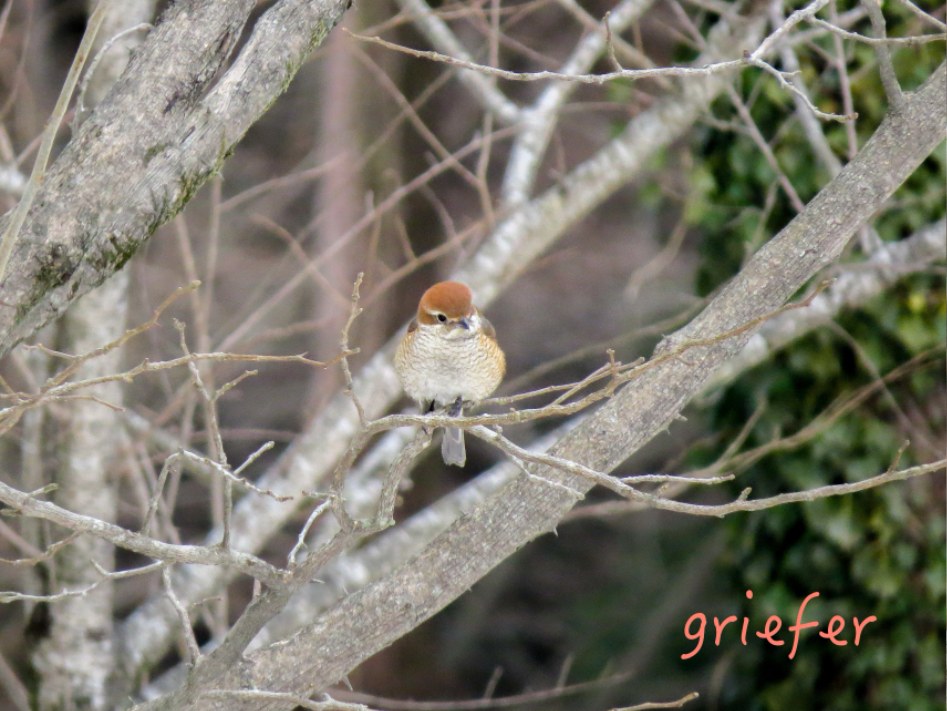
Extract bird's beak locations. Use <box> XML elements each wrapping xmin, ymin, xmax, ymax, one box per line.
<box><xmin>457</xmin><ymin>317</ymin><xmax>471</xmax><ymax>330</ymax></box>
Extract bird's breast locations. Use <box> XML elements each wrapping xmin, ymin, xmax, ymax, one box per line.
<box><xmin>396</xmin><ymin>327</ymin><xmax>504</xmax><ymax>406</ymax></box>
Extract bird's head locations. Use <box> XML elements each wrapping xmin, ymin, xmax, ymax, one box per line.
<box><xmin>417</xmin><ymin>281</ymin><xmax>481</xmax><ymax>339</ymax></box>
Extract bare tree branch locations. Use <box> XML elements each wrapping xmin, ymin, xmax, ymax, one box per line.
<box><xmin>0</xmin><ymin>480</ymin><xmax>286</xmax><ymax>586</ymax></box>
<box><xmin>861</xmin><ymin>0</ymin><xmax>905</xmax><ymax>110</ymax></box>
<box><xmin>231</xmin><ymin>214</ymin><xmax>947</xmax><ymax>657</ymax></box>
<box><xmin>0</xmin><ymin>0</ymin><xmax>354</xmax><ymax>357</ymax></box>
<box><xmin>707</xmin><ymin>218</ymin><xmax>947</xmax><ymax>388</ymax></box>
<box><xmin>393</xmin><ymin>0</ymin><xmax>521</xmax><ymax>123</ymax></box>
<box><xmin>112</xmin><ymin>6</ymin><xmax>771</xmax><ymax>686</ymax></box>
<box><xmin>27</xmin><ymin>4</ymin><xmax>156</xmax><ymax>708</ymax></box>
<box><xmin>501</xmin><ymin>0</ymin><xmax>655</xmax><ymax>206</ymax></box>
<box><xmin>0</xmin><ymin>0</ymin><xmax>108</xmax><ymax>283</ymax></box>
<box><xmin>145</xmin><ymin>61</ymin><xmax>946</xmax><ymax>711</ymax></box>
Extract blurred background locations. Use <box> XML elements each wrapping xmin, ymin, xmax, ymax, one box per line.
<box><xmin>0</xmin><ymin>0</ymin><xmax>944</xmax><ymax>709</ymax></box>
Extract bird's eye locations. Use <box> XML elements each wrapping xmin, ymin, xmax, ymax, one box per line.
<box><xmin>436</xmin><ymin>313</ymin><xmax>448</xmax><ymax>323</ymax></box>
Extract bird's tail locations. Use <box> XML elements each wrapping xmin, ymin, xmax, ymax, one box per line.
<box><xmin>441</xmin><ymin>427</ymin><xmax>466</xmax><ymax>467</ymax></box>
<box><xmin>442</xmin><ymin>396</ymin><xmax>466</xmax><ymax>466</ymax></box>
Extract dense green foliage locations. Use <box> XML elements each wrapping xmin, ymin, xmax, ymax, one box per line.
<box><xmin>680</xmin><ymin>1</ymin><xmax>946</xmax><ymax>707</ymax></box>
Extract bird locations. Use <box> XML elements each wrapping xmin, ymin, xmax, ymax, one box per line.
<box><xmin>395</xmin><ymin>281</ymin><xmax>506</xmax><ymax>467</ymax></box>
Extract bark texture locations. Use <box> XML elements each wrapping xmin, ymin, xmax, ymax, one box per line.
<box><xmin>0</xmin><ymin>0</ymin><xmax>353</xmax><ymax>358</ymax></box>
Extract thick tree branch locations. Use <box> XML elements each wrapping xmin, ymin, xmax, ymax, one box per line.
<box><xmin>152</xmin><ymin>61</ymin><xmax>946</xmax><ymax>711</ymax></box>
<box><xmin>501</xmin><ymin>0</ymin><xmax>656</xmax><ymax>206</ymax></box>
<box><xmin>393</xmin><ymin>0</ymin><xmax>521</xmax><ymax>123</ymax></box>
<box><xmin>113</xmin><ymin>7</ymin><xmax>769</xmax><ymax>686</ymax></box>
<box><xmin>252</xmin><ymin>218</ymin><xmax>947</xmax><ymax>653</ymax></box>
<box><xmin>0</xmin><ymin>0</ymin><xmax>353</xmax><ymax>357</ymax></box>
<box><xmin>707</xmin><ymin>218</ymin><xmax>947</xmax><ymax>388</ymax></box>
<box><xmin>28</xmin><ymin>5</ymin><xmax>155</xmax><ymax>707</ymax></box>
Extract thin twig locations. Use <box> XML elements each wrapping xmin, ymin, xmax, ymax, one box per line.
<box><xmin>179</xmin><ymin>448</ymin><xmax>292</xmax><ymax>503</ymax></box>
<box><xmin>0</xmin><ymin>479</ymin><xmax>287</xmax><ymax>586</ymax></box>
<box><xmin>200</xmin><ymin>689</ymin><xmax>374</xmax><ymax>711</ymax></box>
<box><xmin>373</xmin><ymin>428</ymin><xmax>433</xmax><ymax>528</ymax></box>
<box><xmin>289</xmin><ymin>496</ymin><xmax>334</xmax><ymax>566</ymax></box>
<box><xmin>176</xmin><ymin>321</ymin><xmax>226</xmax><ymax>465</ymax></box>
<box><xmin>163</xmin><ymin>566</ymin><xmax>201</xmax><ymax>668</ymax></box>
<box><xmin>75</xmin><ymin>22</ymin><xmax>154</xmax><ymax>121</ymax></box>
<box><xmin>610</xmin><ymin>691</ymin><xmax>700</xmax><ymax>710</ymax></box>
<box><xmin>0</xmin><ymin>0</ymin><xmax>108</xmax><ymax>282</ymax></box>
<box><xmin>0</xmin><ymin>582</ymin><xmax>99</xmax><ymax>604</ymax></box>
<box><xmin>90</xmin><ymin>559</ymin><xmax>163</xmax><ymax>581</ymax></box>
<box><xmin>361</xmin><ymin>0</ymin><xmax>838</xmax><ymax>95</ymax></box>
<box><xmin>745</xmin><ymin>57</ymin><xmax>856</xmax><ymax>122</ymax></box>
<box><xmin>0</xmin><ymin>525</ymin><xmax>78</xmax><ymax>565</ymax></box>
<box><xmin>769</xmin><ymin>3</ymin><xmax>844</xmax><ymax>175</ymax></box>
<box><xmin>348</xmin><ymin>28</ymin><xmax>747</xmax><ymax>84</ymax></box>
<box><xmin>621</xmin><ymin>473</ymin><xmax>734</xmax><ymax>485</ymax></box>
<box><xmin>392</xmin><ymin>0</ymin><xmax>521</xmax><ymax>123</ymax></box>
<box><xmin>339</xmin><ymin>668</ymin><xmax>638</xmax><ymax>710</ymax></box>
<box><xmin>807</xmin><ymin>16</ymin><xmax>945</xmax><ymax>45</ymax></box>
<box><xmin>141</xmin><ymin>454</ymin><xmax>178</xmax><ymax>537</ymax></box>
<box><xmin>472</xmin><ymin>425</ymin><xmax>945</xmax><ymax>518</ymax></box>
<box><xmin>340</xmin><ymin>273</ymin><xmax>366</xmax><ymax>426</ymax></box>
<box><xmin>725</xmin><ymin>85</ymin><xmax>806</xmax><ymax>210</ymax></box>
<box><xmin>890</xmin><ymin>0</ymin><xmax>947</xmax><ymax>31</ymax></box>
<box><xmin>697</xmin><ymin>349</ymin><xmax>941</xmax><ymax>477</ymax></box>
<box><xmin>232</xmin><ymin>440</ymin><xmax>276</xmax><ymax>478</ymax></box>
<box><xmin>176</xmin><ymin>319</ymin><xmax>232</xmax><ymax>553</ymax></box>
<box><xmin>861</xmin><ymin>0</ymin><xmax>904</xmax><ymax>111</ymax></box>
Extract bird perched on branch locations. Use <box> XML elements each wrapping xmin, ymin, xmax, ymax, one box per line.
<box><xmin>395</xmin><ymin>281</ymin><xmax>506</xmax><ymax>467</ymax></box>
